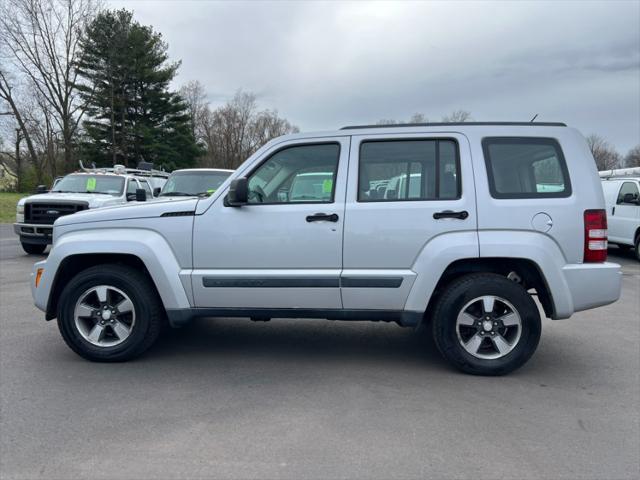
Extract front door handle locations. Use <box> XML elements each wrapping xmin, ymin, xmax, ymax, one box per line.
<box><xmin>306</xmin><ymin>213</ymin><xmax>339</xmax><ymax>223</ymax></box>
<box><xmin>433</xmin><ymin>210</ymin><xmax>469</xmax><ymax>220</ymax></box>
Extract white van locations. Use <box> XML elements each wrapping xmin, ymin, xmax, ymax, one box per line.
<box><xmin>601</xmin><ymin>172</ymin><xmax>640</xmax><ymax>260</ymax></box>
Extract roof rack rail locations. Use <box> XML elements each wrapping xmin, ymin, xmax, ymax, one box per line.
<box><xmin>340</xmin><ymin>121</ymin><xmax>567</xmax><ymax>130</ymax></box>
<box><xmin>78</xmin><ymin>160</ymin><xmax>169</xmax><ymax>178</ymax></box>
<box><xmin>599</xmin><ymin>167</ymin><xmax>640</xmax><ymax>179</ymax></box>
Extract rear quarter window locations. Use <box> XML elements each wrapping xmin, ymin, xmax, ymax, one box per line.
<box><xmin>482</xmin><ymin>137</ymin><xmax>571</xmax><ymax>199</ymax></box>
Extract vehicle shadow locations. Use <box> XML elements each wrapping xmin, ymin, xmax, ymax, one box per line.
<box><xmin>148</xmin><ymin>317</ymin><xmax>449</xmax><ymax>370</ymax></box>
<box><xmin>607</xmin><ymin>245</ymin><xmax>637</xmax><ymax>263</ymax></box>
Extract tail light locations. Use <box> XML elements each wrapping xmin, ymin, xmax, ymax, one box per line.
<box><xmin>584</xmin><ymin>209</ymin><xmax>607</xmax><ymax>263</ymax></box>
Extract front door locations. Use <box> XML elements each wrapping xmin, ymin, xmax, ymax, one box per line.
<box><xmin>192</xmin><ymin>137</ymin><xmax>350</xmax><ymax>310</ymax></box>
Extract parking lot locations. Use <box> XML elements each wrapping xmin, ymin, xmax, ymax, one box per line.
<box><xmin>0</xmin><ymin>223</ymin><xmax>638</xmax><ymax>480</ymax></box>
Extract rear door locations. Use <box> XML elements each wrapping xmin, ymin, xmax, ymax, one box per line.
<box><xmin>342</xmin><ymin>133</ymin><xmax>477</xmax><ymax>310</ymax></box>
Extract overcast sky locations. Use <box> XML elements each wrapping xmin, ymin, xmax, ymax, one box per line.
<box><xmin>109</xmin><ymin>0</ymin><xmax>640</xmax><ymax>152</ymax></box>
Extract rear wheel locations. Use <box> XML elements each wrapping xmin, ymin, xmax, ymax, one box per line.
<box><xmin>57</xmin><ymin>264</ymin><xmax>163</xmax><ymax>361</ymax></box>
<box><xmin>432</xmin><ymin>273</ymin><xmax>541</xmax><ymax>375</ymax></box>
<box><xmin>21</xmin><ymin>242</ymin><xmax>46</xmax><ymax>255</ymax></box>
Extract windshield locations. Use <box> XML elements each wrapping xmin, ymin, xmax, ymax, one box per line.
<box><xmin>52</xmin><ymin>174</ymin><xmax>124</xmax><ymax>196</ymax></box>
<box><xmin>160</xmin><ymin>171</ymin><xmax>231</xmax><ymax>196</ymax></box>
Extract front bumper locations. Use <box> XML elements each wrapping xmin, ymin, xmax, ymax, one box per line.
<box><xmin>14</xmin><ymin>223</ymin><xmax>53</xmax><ymax>244</ymax></box>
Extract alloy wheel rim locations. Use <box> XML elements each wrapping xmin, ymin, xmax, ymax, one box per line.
<box><xmin>73</xmin><ymin>285</ymin><xmax>136</xmax><ymax>347</ymax></box>
<box><xmin>455</xmin><ymin>295</ymin><xmax>522</xmax><ymax>360</ymax></box>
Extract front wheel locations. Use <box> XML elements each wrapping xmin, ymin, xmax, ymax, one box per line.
<box><xmin>432</xmin><ymin>273</ymin><xmax>541</xmax><ymax>376</ymax></box>
<box><xmin>21</xmin><ymin>241</ymin><xmax>47</xmax><ymax>255</ymax></box>
<box><xmin>57</xmin><ymin>264</ymin><xmax>163</xmax><ymax>362</ymax></box>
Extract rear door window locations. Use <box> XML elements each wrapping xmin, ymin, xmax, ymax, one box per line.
<box><xmin>358</xmin><ymin>139</ymin><xmax>460</xmax><ymax>202</ymax></box>
<box><xmin>482</xmin><ymin>137</ymin><xmax>571</xmax><ymax>198</ymax></box>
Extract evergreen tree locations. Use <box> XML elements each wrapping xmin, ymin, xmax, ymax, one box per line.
<box><xmin>75</xmin><ymin>9</ymin><xmax>199</xmax><ymax>170</ymax></box>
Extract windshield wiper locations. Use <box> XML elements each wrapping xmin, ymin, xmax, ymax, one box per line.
<box><xmin>159</xmin><ymin>192</ymin><xmax>193</xmax><ymax>197</ymax></box>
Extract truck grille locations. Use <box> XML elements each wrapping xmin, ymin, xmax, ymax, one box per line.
<box><xmin>24</xmin><ymin>202</ymin><xmax>88</xmax><ymax>224</ymax></box>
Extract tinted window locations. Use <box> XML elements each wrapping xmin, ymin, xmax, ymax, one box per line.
<box><xmin>246</xmin><ymin>143</ymin><xmax>340</xmax><ymax>204</ymax></box>
<box><xmin>483</xmin><ymin>137</ymin><xmax>571</xmax><ymax>198</ymax></box>
<box><xmin>358</xmin><ymin>139</ymin><xmax>460</xmax><ymax>202</ymax></box>
<box><xmin>617</xmin><ymin>182</ymin><xmax>639</xmax><ymax>204</ymax></box>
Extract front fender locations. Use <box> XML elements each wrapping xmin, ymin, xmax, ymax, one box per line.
<box><xmin>33</xmin><ymin>228</ymin><xmax>191</xmax><ymax>314</ymax></box>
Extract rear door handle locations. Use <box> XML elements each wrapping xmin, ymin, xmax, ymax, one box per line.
<box><xmin>306</xmin><ymin>213</ymin><xmax>339</xmax><ymax>223</ymax></box>
<box><xmin>433</xmin><ymin>210</ymin><xmax>469</xmax><ymax>220</ymax></box>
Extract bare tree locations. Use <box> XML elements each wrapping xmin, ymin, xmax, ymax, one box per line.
<box><xmin>375</xmin><ymin>119</ymin><xmax>398</xmax><ymax>125</ymax></box>
<box><xmin>0</xmin><ymin>0</ymin><xmax>99</xmax><ymax>172</ymax></box>
<box><xmin>250</xmin><ymin>109</ymin><xmax>299</xmax><ymax>150</ymax></box>
<box><xmin>0</xmin><ymin>70</ymin><xmax>39</xmax><ymax>190</ymax></box>
<box><xmin>442</xmin><ymin>110</ymin><xmax>472</xmax><ymax>122</ymax></box>
<box><xmin>179</xmin><ymin>80</ymin><xmax>209</xmax><ymax>143</ymax></box>
<box><xmin>200</xmin><ymin>90</ymin><xmax>298</xmax><ymax>169</ymax></box>
<box><xmin>409</xmin><ymin>113</ymin><xmax>427</xmax><ymax>123</ymax></box>
<box><xmin>624</xmin><ymin>145</ymin><xmax>640</xmax><ymax>168</ymax></box>
<box><xmin>586</xmin><ymin>134</ymin><xmax>621</xmax><ymax>170</ymax></box>
<box><xmin>376</xmin><ymin>110</ymin><xmax>472</xmax><ymax>125</ymax></box>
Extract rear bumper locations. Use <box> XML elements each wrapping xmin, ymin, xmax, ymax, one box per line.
<box><xmin>560</xmin><ymin>262</ymin><xmax>622</xmax><ymax>316</ymax></box>
<box><xmin>14</xmin><ymin>223</ymin><xmax>53</xmax><ymax>244</ymax></box>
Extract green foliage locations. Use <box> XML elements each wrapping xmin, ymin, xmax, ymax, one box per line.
<box><xmin>75</xmin><ymin>9</ymin><xmax>199</xmax><ymax>170</ymax></box>
<box><xmin>0</xmin><ymin>193</ymin><xmax>28</xmax><ymax>223</ymax></box>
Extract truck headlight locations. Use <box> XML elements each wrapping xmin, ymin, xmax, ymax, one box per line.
<box><xmin>16</xmin><ymin>204</ymin><xmax>24</xmax><ymax>223</ymax></box>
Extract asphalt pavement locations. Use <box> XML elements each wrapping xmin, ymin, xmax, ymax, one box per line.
<box><xmin>1</xmin><ymin>223</ymin><xmax>639</xmax><ymax>479</ymax></box>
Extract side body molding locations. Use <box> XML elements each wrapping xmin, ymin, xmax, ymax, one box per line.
<box><xmin>37</xmin><ymin>228</ymin><xmax>192</xmax><ymax>313</ymax></box>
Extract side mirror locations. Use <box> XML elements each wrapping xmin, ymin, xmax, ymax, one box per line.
<box><xmin>623</xmin><ymin>193</ymin><xmax>639</xmax><ymax>204</ymax></box>
<box><xmin>135</xmin><ymin>188</ymin><xmax>147</xmax><ymax>202</ymax></box>
<box><xmin>153</xmin><ymin>187</ymin><xmax>161</xmax><ymax>197</ymax></box>
<box><xmin>36</xmin><ymin>185</ymin><xmax>47</xmax><ymax>194</ymax></box>
<box><xmin>226</xmin><ymin>177</ymin><xmax>248</xmax><ymax>206</ymax></box>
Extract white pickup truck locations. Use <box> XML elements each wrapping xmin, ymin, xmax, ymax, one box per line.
<box><xmin>15</xmin><ymin>165</ymin><xmax>168</xmax><ymax>254</ymax></box>
<box><xmin>30</xmin><ymin>122</ymin><xmax>622</xmax><ymax>375</ymax></box>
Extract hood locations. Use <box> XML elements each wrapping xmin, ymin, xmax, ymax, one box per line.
<box><xmin>55</xmin><ymin>197</ymin><xmax>199</xmax><ymax>227</ymax></box>
<box><xmin>21</xmin><ymin>192</ymin><xmax>119</xmax><ymax>209</ymax></box>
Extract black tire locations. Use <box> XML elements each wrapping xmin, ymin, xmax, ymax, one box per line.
<box><xmin>21</xmin><ymin>242</ymin><xmax>46</xmax><ymax>255</ymax></box>
<box><xmin>57</xmin><ymin>264</ymin><xmax>164</xmax><ymax>362</ymax></box>
<box><xmin>431</xmin><ymin>273</ymin><xmax>541</xmax><ymax>376</ymax></box>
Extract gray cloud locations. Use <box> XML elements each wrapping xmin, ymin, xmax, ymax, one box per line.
<box><xmin>109</xmin><ymin>0</ymin><xmax>640</xmax><ymax>152</ymax></box>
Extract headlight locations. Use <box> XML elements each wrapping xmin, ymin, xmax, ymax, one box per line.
<box><xmin>17</xmin><ymin>204</ymin><xmax>24</xmax><ymax>214</ymax></box>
